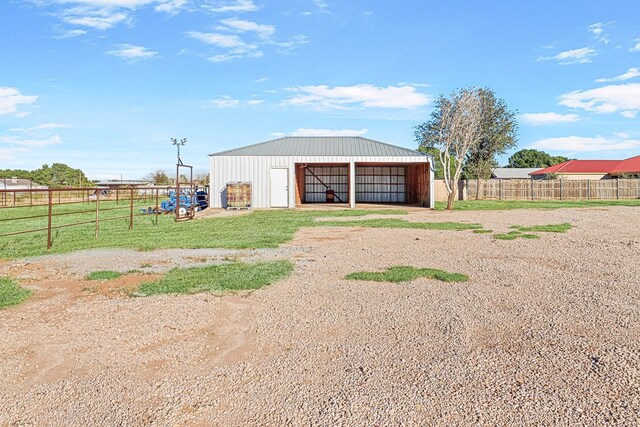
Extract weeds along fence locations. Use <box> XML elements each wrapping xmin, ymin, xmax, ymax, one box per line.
<box><xmin>465</xmin><ymin>178</ymin><xmax>640</xmax><ymax>200</ymax></box>
<box><xmin>0</xmin><ymin>187</ymin><xmax>175</xmax><ymax>250</ymax></box>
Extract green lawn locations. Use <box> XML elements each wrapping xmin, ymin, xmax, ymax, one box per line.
<box><xmin>435</xmin><ymin>199</ymin><xmax>640</xmax><ymax>210</ymax></box>
<box><xmin>85</xmin><ymin>270</ymin><xmax>123</xmax><ymax>280</ymax></box>
<box><xmin>139</xmin><ymin>260</ymin><xmax>293</xmax><ymax>295</ymax></box>
<box><xmin>346</xmin><ymin>266</ymin><xmax>468</xmax><ymax>283</ymax></box>
<box><xmin>510</xmin><ymin>223</ymin><xmax>572</xmax><ymax>233</ymax></box>
<box><xmin>0</xmin><ymin>206</ymin><xmax>407</xmax><ymax>258</ymax></box>
<box><xmin>0</xmin><ymin>277</ymin><xmax>31</xmax><ymax>309</ymax></box>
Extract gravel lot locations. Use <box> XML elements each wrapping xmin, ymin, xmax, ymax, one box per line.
<box><xmin>1</xmin><ymin>206</ymin><xmax>639</xmax><ymax>426</ymax></box>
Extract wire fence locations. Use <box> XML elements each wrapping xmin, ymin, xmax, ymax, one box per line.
<box><xmin>0</xmin><ymin>186</ymin><xmax>185</xmax><ymax>250</ymax></box>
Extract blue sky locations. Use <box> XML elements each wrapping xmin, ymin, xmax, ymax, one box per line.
<box><xmin>1</xmin><ymin>0</ymin><xmax>640</xmax><ymax>179</ymax></box>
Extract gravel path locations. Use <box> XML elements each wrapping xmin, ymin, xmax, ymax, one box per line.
<box><xmin>1</xmin><ymin>206</ymin><xmax>639</xmax><ymax>426</ymax></box>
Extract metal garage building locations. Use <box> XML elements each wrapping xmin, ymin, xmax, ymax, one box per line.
<box><xmin>209</xmin><ymin>136</ymin><xmax>434</xmax><ymax>209</ymax></box>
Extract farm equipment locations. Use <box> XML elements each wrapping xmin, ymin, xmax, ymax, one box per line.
<box><xmin>142</xmin><ymin>189</ymin><xmax>208</xmax><ymax>216</ymax></box>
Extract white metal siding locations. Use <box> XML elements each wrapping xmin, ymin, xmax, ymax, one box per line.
<box><xmin>210</xmin><ymin>155</ymin><xmax>431</xmax><ymax>208</ymax></box>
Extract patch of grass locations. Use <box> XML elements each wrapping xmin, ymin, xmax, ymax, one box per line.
<box><xmin>317</xmin><ymin>218</ymin><xmax>482</xmax><ymax>231</ymax></box>
<box><xmin>496</xmin><ymin>222</ymin><xmax>571</xmax><ymax>241</ymax></box>
<box><xmin>494</xmin><ymin>233</ymin><xmax>518</xmax><ymax>240</ymax></box>
<box><xmin>345</xmin><ymin>266</ymin><xmax>468</xmax><ymax>283</ymax></box>
<box><xmin>139</xmin><ymin>260</ymin><xmax>293</xmax><ymax>295</ymax></box>
<box><xmin>435</xmin><ymin>199</ymin><xmax>640</xmax><ymax>211</ymax></box>
<box><xmin>0</xmin><ymin>277</ymin><xmax>31</xmax><ymax>309</ymax></box>
<box><xmin>520</xmin><ymin>233</ymin><xmax>541</xmax><ymax>239</ymax></box>
<box><xmin>494</xmin><ymin>231</ymin><xmax>541</xmax><ymax>240</ymax></box>
<box><xmin>0</xmin><ymin>207</ymin><xmax>407</xmax><ymax>259</ymax></box>
<box><xmin>472</xmin><ymin>229</ymin><xmax>493</xmax><ymax>234</ymax></box>
<box><xmin>85</xmin><ymin>270</ymin><xmax>123</xmax><ymax>280</ymax></box>
<box><xmin>511</xmin><ymin>223</ymin><xmax>572</xmax><ymax>233</ymax></box>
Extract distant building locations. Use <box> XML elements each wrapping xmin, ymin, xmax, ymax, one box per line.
<box><xmin>491</xmin><ymin>168</ymin><xmax>542</xmax><ymax>179</ymax></box>
<box><xmin>94</xmin><ymin>180</ymin><xmax>151</xmax><ymax>189</ymax></box>
<box><xmin>0</xmin><ymin>177</ymin><xmax>47</xmax><ymax>190</ymax></box>
<box><xmin>530</xmin><ymin>155</ymin><xmax>640</xmax><ymax>180</ymax></box>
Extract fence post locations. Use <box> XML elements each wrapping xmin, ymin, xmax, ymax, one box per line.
<box><xmin>129</xmin><ymin>188</ymin><xmax>134</xmax><ymax>231</ymax></box>
<box><xmin>95</xmin><ymin>190</ymin><xmax>100</xmax><ymax>238</ymax></box>
<box><xmin>616</xmin><ymin>178</ymin><xmax>620</xmax><ymax>199</ymax></box>
<box><xmin>560</xmin><ymin>179</ymin><xmax>563</xmax><ymax>200</ymax></box>
<box><xmin>47</xmin><ymin>189</ymin><xmax>53</xmax><ymax>250</ymax></box>
<box><xmin>587</xmin><ymin>180</ymin><xmax>591</xmax><ymax>200</ymax></box>
<box><xmin>531</xmin><ymin>178</ymin><xmax>534</xmax><ymax>200</ymax></box>
<box><xmin>155</xmin><ymin>188</ymin><xmax>159</xmax><ymax>226</ymax></box>
<box><xmin>499</xmin><ymin>179</ymin><xmax>502</xmax><ymax>200</ymax></box>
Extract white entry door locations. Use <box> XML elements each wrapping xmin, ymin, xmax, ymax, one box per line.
<box><xmin>270</xmin><ymin>168</ymin><xmax>289</xmax><ymax>207</ymax></box>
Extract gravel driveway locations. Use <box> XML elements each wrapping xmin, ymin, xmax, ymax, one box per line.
<box><xmin>1</xmin><ymin>206</ymin><xmax>639</xmax><ymax>426</ymax></box>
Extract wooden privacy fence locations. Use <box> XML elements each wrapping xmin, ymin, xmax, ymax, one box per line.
<box><xmin>464</xmin><ymin>178</ymin><xmax>640</xmax><ymax>200</ymax></box>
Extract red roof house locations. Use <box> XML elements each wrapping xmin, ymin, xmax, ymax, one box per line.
<box><xmin>530</xmin><ymin>155</ymin><xmax>640</xmax><ymax>179</ymax></box>
<box><xmin>610</xmin><ymin>155</ymin><xmax>640</xmax><ymax>175</ymax></box>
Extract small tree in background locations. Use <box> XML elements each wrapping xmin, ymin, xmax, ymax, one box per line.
<box><xmin>415</xmin><ymin>88</ymin><xmax>483</xmax><ymax>210</ymax></box>
<box><xmin>146</xmin><ymin>170</ymin><xmax>173</xmax><ymax>185</ymax></box>
<box><xmin>195</xmin><ymin>173</ymin><xmax>210</xmax><ymax>186</ymax></box>
<box><xmin>507</xmin><ymin>149</ymin><xmax>568</xmax><ymax>168</ymax></box>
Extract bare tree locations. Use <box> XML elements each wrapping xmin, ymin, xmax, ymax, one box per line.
<box><xmin>415</xmin><ymin>88</ymin><xmax>483</xmax><ymax>210</ymax></box>
<box><xmin>145</xmin><ymin>170</ymin><xmax>173</xmax><ymax>185</ymax></box>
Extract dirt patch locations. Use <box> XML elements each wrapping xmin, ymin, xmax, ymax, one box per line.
<box><xmin>1</xmin><ymin>207</ymin><xmax>640</xmax><ymax>426</ymax></box>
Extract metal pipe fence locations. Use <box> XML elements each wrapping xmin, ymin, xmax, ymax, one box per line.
<box><xmin>0</xmin><ymin>186</ymin><xmax>184</xmax><ymax>250</ymax></box>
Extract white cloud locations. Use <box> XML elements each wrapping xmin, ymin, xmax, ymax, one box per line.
<box><xmin>209</xmin><ymin>96</ymin><xmax>263</xmax><ymax>107</ymax></box>
<box><xmin>187</xmin><ymin>31</ymin><xmax>247</xmax><ymax>48</ymax></box>
<box><xmin>269</xmin><ymin>35</ymin><xmax>309</xmax><ymax>53</ymax></box>
<box><xmin>519</xmin><ymin>112</ymin><xmax>581</xmax><ymax>126</ymax></box>
<box><xmin>154</xmin><ymin>0</ymin><xmax>187</xmax><ymax>14</ymax></box>
<box><xmin>630</xmin><ymin>39</ymin><xmax>640</xmax><ymax>52</ymax></box>
<box><xmin>0</xmin><ymin>134</ymin><xmax>62</xmax><ymax>148</ymax></box>
<box><xmin>254</xmin><ymin>77</ymin><xmax>269</xmax><ymax>83</ymax></box>
<box><xmin>0</xmin><ymin>148</ymin><xmax>22</xmax><ymax>162</ymax></box>
<box><xmin>290</xmin><ymin>128</ymin><xmax>368</xmax><ymax>137</ymax></box>
<box><xmin>538</xmin><ymin>47</ymin><xmax>597</xmax><ymax>64</ymax></box>
<box><xmin>0</xmin><ymin>87</ymin><xmax>38</xmax><ymax>116</ymax></box>
<box><xmin>588</xmin><ymin>22</ymin><xmax>610</xmax><ymax>44</ymax></box>
<box><xmin>219</xmin><ymin>18</ymin><xmax>275</xmax><ymax>39</ymax></box>
<box><xmin>35</xmin><ymin>0</ymin><xmax>190</xmax><ymax>33</ymax></box>
<box><xmin>186</xmin><ymin>31</ymin><xmax>261</xmax><ymax>61</ymax></box>
<box><xmin>210</xmin><ymin>97</ymin><xmax>241</xmax><ymax>108</ymax></box>
<box><xmin>559</xmin><ymin>82</ymin><xmax>640</xmax><ymax>117</ymax></box>
<box><xmin>62</xmin><ymin>10</ymin><xmax>130</xmax><ymax>30</ymax></box>
<box><xmin>530</xmin><ymin>135</ymin><xmax>640</xmax><ymax>152</ymax></box>
<box><xmin>596</xmin><ymin>67</ymin><xmax>640</xmax><ymax>82</ymax></box>
<box><xmin>284</xmin><ymin>84</ymin><xmax>431</xmax><ymax>110</ymax></box>
<box><xmin>8</xmin><ymin>123</ymin><xmax>69</xmax><ymax>133</ymax></box>
<box><xmin>270</xmin><ymin>132</ymin><xmax>286</xmax><ymax>138</ymax></box>
<box><xmin>203</xmin><ymin>0</ymin><xmax>258</xmax><ymax>13</ymax></box>
<box><xmin>106</xmin><ymin>44</ymin><xmax>159</xmax><ymax>60</ymax></box>
<box><xmin>54</xmin><ymin>28</ymin><xmax>88</xmax><ymax>38</ymax></box>
<box><xmin>313</xmin><ymin>0</ymin><xmax>329</xmax><ymax>13</ymax></box>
